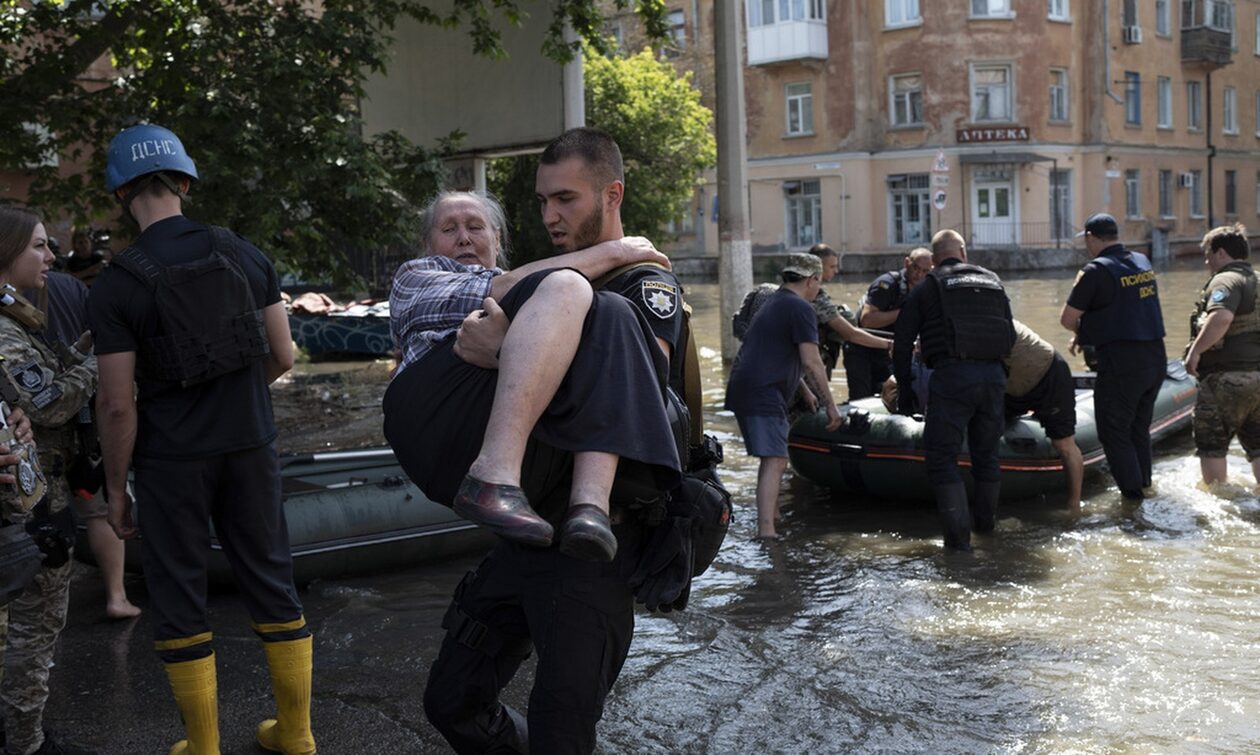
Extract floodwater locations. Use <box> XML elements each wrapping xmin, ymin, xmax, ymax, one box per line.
<box><xmin>47</xmin><ymin>254</ymin><xmax>1260</xmax><ymax>753</ymax></box>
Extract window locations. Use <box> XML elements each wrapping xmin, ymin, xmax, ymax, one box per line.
<box><xmin>885</xmin><ymin>0</ymin><xmax>920</xmax><ymax>26</ymax></box>
<box><xmin>1125</xmin><ymin>170</ymin><xmax>1141</xmax><ymax>218</ymax></box>
<box><xmin>1225</xmin><ymin>170</ymin><xmax>1237</xmax><ymax>214</ymax></box>
<box><xmin>890</xmin><ymin>74</ymin><xmax>923</xmax><ymax>126</ymax></box>
<box><xmin>749</xmin><ymin>0</ymin><xmax>774</xmax><ymax>26</ymax></box>
<box><xmin>1190</xmin><ymin>169</ymin><xmax>1204</xmax><ymax>216</ymax></box>
<box><xmin>1187</xmin><ymin>80</ymin><xmax>1203</xmax><ymax>129</ymax></box>
<box><xmin>971</xmin><ymin>0</ymin><xmax>1012</xmax><ymax>18</ymax></box>
<box><xmin>887</xmin><ymin>174</ymin><xmax>932</xmax><ymax>245</ymax></box>
<box><xmin>1256</xmin><ymin>170</ymin><xmax>1260</xmax><ymax>215</ymax></box>
<box><xmin>751</xmin><ymin>0</ymin><xmax>824</xmax><ymax>25</ymax></box>
<box><xmin>1159</xmin><ymin>170</ymin><xmax>1174</xmax><ymax>216</ymax></box>
<box><xmin>971</xmin><ymin>64</ymin><xmax>1013</xmax><ymax>122</ymax></box>
<box><xmin>1255</xmin><ymin>91</ymin><xmax>1260</xmax><ymax>136</ymax></box>
<box><xmin>1256</xmin><ymin>11</ymin><xmax>1260</xmax><ymax>53</ymax></box>
<box><xmin>1157</xmin><ymin>0</ymin><xmax>1171</xmax><ymax>34</ymax></box>
<box><xmin>785</xmin><ymin>180</ymin><xmax>822</xmax><ymax>248</ymax></box>
<box><xmin>786</xmin><ymin>82</ymin><xmax>813</xmax><ymax>135</ymax></box>
<box><xmin>1207</xmin><ymin>0</ymin><xmax>1233</xmax><ymax>32</ymax></box>
<box><xmin>1157</xmin><ymin>77</ymin><xmax>1173</xmax><ymax>128</ymax></box>
<box><xmin>1123</xmin><ymin>0</ymin><xmax>1138</xmax><ymax>26</ymax></box>
<box><xmin>667</xmin><ymin>10</ymin><xmax>686</xmax><ymax>48</ymax></box>
<box><xmin>1049</xmin><ymin>68</ymin><xmax>1069</xmax><ymax>121</ymax></box>
<box><xmin>1224</xmin><ymin>86</ymin><xmax>1238</xmax><ymax>133</ymax></box>
<box><xmin>608</xmin><ymin>20</ymin><xmax>624</xmax><ymax>48</ymax></box>
<box><xmin>1051</xmin><ymin>169</ymin><xmax>1073</xmax><ymax>239</ymax></box>
<box><xmin>1048</xmin><ymin>0</ymin><xmax>1069</xmax><ymax>21</ymax></box>
<box><xmin>1124</xmin><ymin>71</ymin><xmax>1141</xmax><ymax>125</ymax></box>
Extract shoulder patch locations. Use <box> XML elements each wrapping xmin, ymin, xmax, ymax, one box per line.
<box><xmin>1210</xmin><ymin>288</ymin><xmax>1229</xmax><ymax>303</ymax></box>
<box><xmin>877</xmin><ymin>281</ymin><xmax>890</xmax><ymax>290</ymax></box>
<box><xmin>641</xmin><ymin>280</ymin><xmax>679</xmax><ymax>320</ymax></box>
<box><xmin>30</xmin><ymin>384</ymin><xmax>62</xmax><ymax>410</ymax></box>
<box><xmin>12</xmin><ymin>360</ymin><xmax>44</xmax><ymax>392</ymax></box>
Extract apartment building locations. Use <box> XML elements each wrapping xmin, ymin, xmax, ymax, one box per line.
<box><xmin>653</xmin><ymin>0</ymin><xmax>1260</xmax><ymax>260</ymax></box>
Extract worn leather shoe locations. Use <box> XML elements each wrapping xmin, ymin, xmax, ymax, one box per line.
<box><xmin>558</xmin><ymin>503</ymin><xmax>617</xmax><ymax>562</ymax></box>
<box><xmin>453</xmin><ymin>475</ymin><xmax>554</xmax><ymax>547</ymax></box>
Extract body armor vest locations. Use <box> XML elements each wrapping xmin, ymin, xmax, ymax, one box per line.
<box><xmin>927</xmin><ymin>262</ymin><xmax>1015</xmax><ymax>364</ymax></box>
<box><xmin>112</xmin><ymin>226</ymin><xmax>270</xmax><ymax>388</ymax></box>
<box><xmin>1192</xmin><ymin>262</ymin><xmax>1260</xmax><ymax>373</ymax></box>
<box><xmin>1077</xmin><ymin>249</ymin><xmax>1166</xmax><ymax>346</ymax></box>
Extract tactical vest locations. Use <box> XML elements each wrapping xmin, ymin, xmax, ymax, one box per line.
<box><xmin>1076</xmin><ymin>249</ymin><xmax>1166</xmax><ymax>347</ymax></box>
<box><xmin>1192</xmin><ymin>262</ymin><xmax>1260</xmax><ymax>373</ymax></box>
<box><xmin>111</xmin><ymin>225</ymin><xmax>270</xmax><ymax>388</ymax></box>
<box><xmin>927</xmin><ymin>262</ymin><xmax>1015</xmax><ymax>363</ymax></box>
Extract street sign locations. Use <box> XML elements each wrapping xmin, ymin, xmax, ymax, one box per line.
<box><xmin>932</xmin><ymin>149</ymin><xmax>949</xmax><ymax>174</ymax></box>
<box><xmin>932</xmin><ymin>189</ymin><xmax>947</xmax><ymax>211</ymax></box>
<box><xmin>932</xmin><ymin>173</ymin><xmax>950</xmax><ymax>187</ymax></box>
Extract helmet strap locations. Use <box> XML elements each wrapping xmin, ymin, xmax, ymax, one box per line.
<box><xmin>118</xmin><ymin>173</ymin><xmax>192</xmax><ymax>217</ymax></box>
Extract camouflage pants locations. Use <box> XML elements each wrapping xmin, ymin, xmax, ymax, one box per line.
<box><xmin>0</xmin><ymin>484</ymin><xmax>72</xmax><ymax>755</ymax></box>
<box><xmin>1194</xmin><ymin>370</ymin><xmax>1260</xmax><ymax>458</ymax></box>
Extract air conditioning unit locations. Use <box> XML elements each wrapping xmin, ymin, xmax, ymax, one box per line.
<box><xmin>1179</xmin><ymin>172</ymin><xmax>1196</xmax><ymax>188</ymax></box>
<box><xmin>1123</xmin><ymin>25</ymin><xmax>1143</xmax><ymax>44</ymax></box>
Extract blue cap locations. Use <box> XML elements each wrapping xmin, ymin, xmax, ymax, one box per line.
<box><xmin>105</xmin><ymin>124</ymin><xmax>199</xmax><ymax>192</ymax></box>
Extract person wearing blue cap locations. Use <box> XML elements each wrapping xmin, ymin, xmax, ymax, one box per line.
<box><xmin>87</xmin><ymin>124</ymin><xmax>316</xmax><ymax>755</ymax></box>
<box><xmin>1060</xmin><ymin>212</ymin><xmax>1167</xmax><ymax>500</ymax></box>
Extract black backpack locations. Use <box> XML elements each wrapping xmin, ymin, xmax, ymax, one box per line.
<box><xmin>111</xmin><ymin>226</ymin><xmax>270</xmax><ymax>387</ymax></box>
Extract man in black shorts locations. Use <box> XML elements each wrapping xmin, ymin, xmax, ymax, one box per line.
<box><xmin>88</xmin><ymin>124</ymin><xmax>315</xmax><ymax>754</ymax></box>
<box><xmin>1004</xmin><ymin>320</ymin><xmax>1083</xmax><ymax>508</ymax></box>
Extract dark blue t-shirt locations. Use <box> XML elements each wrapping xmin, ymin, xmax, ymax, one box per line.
<box><xmin>86</xmin><ymin>215</ymin><xmax>282</xmax><ymax>460</ymax></box>
<box><xmin>724</xmin><ymin>288</ymin><xmax>818</xmax><ymax>416</ymax></box>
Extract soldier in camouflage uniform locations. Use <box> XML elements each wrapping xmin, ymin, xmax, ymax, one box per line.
<box><xmin>1184</xmin><ymin>224</ymin><xmax>1260</xmax><ymax>488</ymax></box>
<box><xmin>0</xmin><ymin>207</ymin><xmax>98</xmax><ymax>755</ymax></box>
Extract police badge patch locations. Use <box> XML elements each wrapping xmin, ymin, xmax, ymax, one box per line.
<box><xmin>12</xmin><ymin>361</ymin><xmax>44</xmax><ymax>392</ymax></box>
<box><xmin>641</xmin><ymin>280</ymin><xmax>678</xmax><ymax>320</ymax></box>
<box><xmin>1211</xmin><ymin>288</ymin><xmax>1228</xmax><ymax>303</ymax></box>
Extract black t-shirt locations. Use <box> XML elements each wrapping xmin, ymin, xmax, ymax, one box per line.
<box><xmin>603</xmin><ymin>266</ymin><xmax>685</xmax><ymax>353</ymax></box>
<box><xmin>86</xmin><ymin>215</ymin><xmax>282</xmax><ymax>460</ymax></box>
<box><xmin>864</xmin><ymin>269</ymin><xmax>908</xmax><ymax>313</ymax></box>
<box><xmin>724</xmin><ymin>289</ymin><xmax>818</xmax><ymax>416</ymax></box>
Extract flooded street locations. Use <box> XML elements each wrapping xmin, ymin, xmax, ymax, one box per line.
<box><xmin>47</xmin><ymin>255</ymin><xmax>1260</xmax><ymax>753</ymax></box>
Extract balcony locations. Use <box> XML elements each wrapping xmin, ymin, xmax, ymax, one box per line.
<box><xmin>1181</xmin><ymin>26</ymin><xmax>1233</xmax><ymax>67</ymax></box>
<box><xmin>747</xmin><ymin>20</ymin><xmax>828</xmax><ymax>66</ymax></box>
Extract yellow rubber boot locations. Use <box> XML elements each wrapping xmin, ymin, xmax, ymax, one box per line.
<box><xmin>164</xmin><ymin>653</ymin><xmax>221</xmax><ymax>755</ymax></box>
<box><xmin>256</xmin><ymin>635</ymin><xmax>316</xmax><ymax>754</ymax></box>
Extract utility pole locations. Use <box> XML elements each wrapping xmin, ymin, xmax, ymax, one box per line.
<box><xmin>714</xmin><ymin>0</ymin><xmax>753</xmax><ymax>362</ymax></box>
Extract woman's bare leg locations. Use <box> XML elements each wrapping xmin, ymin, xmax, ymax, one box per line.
<box><xmin>467</xmin><ymin>270</ymin><xmax>593</xmax><ymax>486</ymax></box>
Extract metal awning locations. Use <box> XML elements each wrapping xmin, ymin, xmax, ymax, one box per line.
<box><xmin>959</xmin><ymin>152</ymin><xmax>1056</xmax><ymax>164</ymax></box>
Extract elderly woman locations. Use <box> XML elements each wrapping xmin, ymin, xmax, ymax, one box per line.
<box><xmin>384</xmin><ymin>191</ymin><xmax>681</xmax><ymax>562</ymax></box>
<box><xmin>0</xmin><ymin>207</ymin><xmax>98</xmax><ymax>755</ymax></box>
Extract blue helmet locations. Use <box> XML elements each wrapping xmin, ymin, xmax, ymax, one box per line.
<box><xmin>105</xmin><ymin>124</ymin><xmax>199</xmax><ymax>193</ymax></box>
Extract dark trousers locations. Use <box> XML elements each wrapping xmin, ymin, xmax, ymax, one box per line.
<box><xmin>423</xmin><ymin>536</ymin><xmax>639</xmax><ymax>755</ymax></box>
<box><xmin>923</xmin><ymin>362</ymin><xmax>1007</xmax><ymax>485</ymax></box>
<box><xmin>1094</xmin><ymin>361</ymin><xmax>1164</xmax><ymax>497</ymax></box>
<box><xmin>843</xmin><ymin>344</ymin><xmax>892</xmax><ymax>401</ymax></box>
<box><xmin>134</xmin><ymin>446</ymin><xmax>303</xmax><ymax>654</ymax></box>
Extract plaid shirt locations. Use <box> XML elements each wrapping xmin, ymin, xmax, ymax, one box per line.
<box><xmin>390</xmin><ymin>255</ymin><xmax>500</xmax><ymax>368</ymax></box>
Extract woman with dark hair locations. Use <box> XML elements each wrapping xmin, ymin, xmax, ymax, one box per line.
<box><xmin>385</xmin><ymin>191</ymin><xmax>681</xmax><ymax>562</ymax></box>
<box><xmin>0</xmin><ymin>206</ymin><xmax>98</xmax><ymax>755</ymax></box>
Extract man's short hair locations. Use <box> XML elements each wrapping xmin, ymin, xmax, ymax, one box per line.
<box><xmin>930</xmin><ymin>229</ymin><xmax>964</xmax><ymax>260</ymax></box>
<box><xmin>808</xmin><ymin>242</ymin><xmax>837</xmax><ymax>260</ymax></box>
<box><xmin>1202</xmin><ymin>223</ymin><xmax>1250</xmax><ymax>260</ymax></box>
<box><xmin>540</xmin><ymin>127</ymin><xmax>624</xmax><ymax>190</ymax></box>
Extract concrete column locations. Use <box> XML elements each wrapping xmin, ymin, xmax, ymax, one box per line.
<box><xmin>715</xmin><ymin>0</ymin><xmax>753</xmax><ymax>362</ymax></box>
<box><xmin>563</xmin><ymin>25</ymin><xmax>585</xmax><ymax>129</ymax></box>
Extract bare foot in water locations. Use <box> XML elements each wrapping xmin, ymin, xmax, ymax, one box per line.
<box><xmin>105</xmin><ymin>599</ymin><xmax>141</xmax><ymax>620</ymax></box>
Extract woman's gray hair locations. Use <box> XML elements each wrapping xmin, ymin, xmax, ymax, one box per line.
<box><xmin>418</xmin><ymin>191</ymin><xmax>513</xmax><ymax>267</ymax></box>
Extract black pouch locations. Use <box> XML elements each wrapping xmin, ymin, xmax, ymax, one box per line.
<box><xmin>26</xmin><ymin>505</ymin><xmax>75</xmax><ymax>568</ymax></box>
<box><xmin>0</xmin><ymin>522</ymin><xmax>42</xmax><ymax>606</ymax></box>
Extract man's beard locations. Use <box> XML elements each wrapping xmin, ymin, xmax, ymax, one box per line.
<box><xmin>566</xmin><ymin>198</ymin><xmax>605</xmax><ymax>251</ymax></box>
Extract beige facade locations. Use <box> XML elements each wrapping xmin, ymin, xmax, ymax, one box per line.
<box><xmin>656</xmin><ymin>0</ymin><xmax>1260</xmax><ymax>260</ymax></box>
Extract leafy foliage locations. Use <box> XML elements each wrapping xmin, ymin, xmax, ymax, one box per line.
<box><xmin>490</xmin><ymin>44</ymin><xmax>715</xmax><ymax>266</ymax></box>
<box><xmin>0</xmin><ymin>0</ymin><xmax>666</xmax><ymax>286</ymax></box>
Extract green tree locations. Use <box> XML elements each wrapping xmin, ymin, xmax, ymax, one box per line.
<box><xmin>0</xmin><ymin>0</ymin><xmax>665</xmax><ymax>286</ymax></box>
<box><xmin>490</xmin><ymin>44</ymin><xmax>715</xmax><ymax>265</ymax></box>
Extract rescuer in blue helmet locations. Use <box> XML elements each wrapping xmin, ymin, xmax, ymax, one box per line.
<box><xmin>89</xmin><ymin>125</ymin><xmax>315</xmax><ymax>755</ymax></box>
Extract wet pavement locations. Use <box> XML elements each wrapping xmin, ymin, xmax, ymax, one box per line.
<box><xmin>35</xmin><ymin>259</ymin><xmax>1260</xmax><ymax>753</ymax></box>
